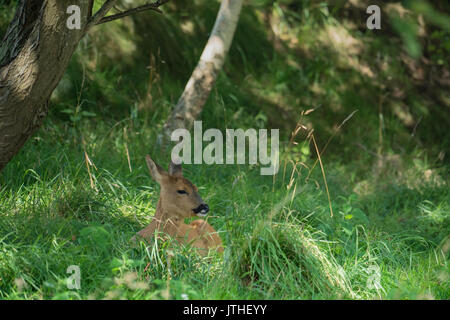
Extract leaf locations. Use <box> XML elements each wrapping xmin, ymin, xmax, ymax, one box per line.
<box><xmin>352</xmin><ymin>208</ymin><xmax>369</xmax><ymax>225</ymax></box>
<box><xmin>342</xmin><ymin>226</ymin><xmax>353</xmax><ymax>236</ymax></box>
<box><xmin>81</xmin><ymin>111</ymin><xmax>96</xmax><ymax>117</ymax></box>
<box><xmin>79</xmin><ymin>225</ymin><xmax>111</xmax><ymax>251</ymax></box>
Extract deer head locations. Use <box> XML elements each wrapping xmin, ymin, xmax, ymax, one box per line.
<box><xmin>145</xmin><ymin>155</ymin><xmax>209</xmax><ymax>219</ymax></box>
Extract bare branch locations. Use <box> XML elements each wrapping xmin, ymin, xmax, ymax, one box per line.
<box><xmin>84</xmin><ymin>0</ymin><xmax>118</xmax><ymax>33</ymax></box>
<box><xmin>88</xmin><ymin>0</ymin><xmax>94</xmax><ymax>18</ymax></box>
<box><xmin>84</xmin><ymin>0</ymin><xmax>170</xmax><ymax>33</ymax></box>
<box><xmin>96</xmin><ymin>0</ymin><xmax>170</xmax><ymax>25</ymax></box>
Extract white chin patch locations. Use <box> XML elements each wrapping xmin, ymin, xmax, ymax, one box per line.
<box><xmin>196</xmin><ymin>210</ymin><xmax>208</xmax><ymax>217</ymax></box>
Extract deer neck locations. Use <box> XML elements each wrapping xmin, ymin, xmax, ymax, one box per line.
<box><xmin>154</xmin><ymin>198</ymin><xmax>183</xmax><ymax>229</ymax></box>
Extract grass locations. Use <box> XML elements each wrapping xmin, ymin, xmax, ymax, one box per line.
<box><xmin>0</xmin><ymin>0</ymin><xmax>449</xmax><ymax>299</ymax></box>
<box><xmin>0</xmin><ymin>117</ymin><xmax>447</xmax><ymax>299</ymax></box>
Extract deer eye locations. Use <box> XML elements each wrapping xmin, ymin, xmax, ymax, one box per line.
<box><xmin>177</xmin><ymin>190</ymin><xmax>188</xmax><ymax>195</ymax></box>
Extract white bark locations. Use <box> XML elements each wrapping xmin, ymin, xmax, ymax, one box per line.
<box><xmin>158</xmin><ymin>0</ymin><xmax>243</xmax><ymax>144</ymax></box>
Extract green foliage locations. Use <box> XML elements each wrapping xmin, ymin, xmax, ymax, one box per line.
<box><xmin>391</xmin><ymin>13</ymin><xmax>422</xmax><ymax>58</ymax></box>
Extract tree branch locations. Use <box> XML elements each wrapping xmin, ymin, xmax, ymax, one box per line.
<box><xmin>88</xmin><ymin>0</ymin><xmax>94</xmax><ymax>19</ymax></box>
<box><xmin>96</xmin><ymin>0</ymin><xmax>170</xmax><ymax>25</ymax></box>
<box><xmin>85</xmin><ymin>0</ymin><xmax>170</xmax><ymax>33</ymax></box>
<box><xmin>84</xmin><ymin>0</ymin><xmax>118</xmax><ymax>33</ymax></box>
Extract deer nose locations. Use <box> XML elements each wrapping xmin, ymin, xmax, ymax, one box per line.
<box><xmin>193</xmin><ymin>203</ymin><xmax>209</xmax><ymax>217</ymax></box>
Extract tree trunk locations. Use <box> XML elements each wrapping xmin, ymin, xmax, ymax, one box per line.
<box><xmin>158</xmin><ymin>0</ymin><xmax>243</xmax><ymax>144</ymax></box>
<box><xmin>0</xmin><ymin>0</ymin><xmax>92</xmax><ymax>172</ymax></box>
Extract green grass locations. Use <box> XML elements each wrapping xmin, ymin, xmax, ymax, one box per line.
<box><xmin>0</xmin><ymin>0</ymin><xmax>449</xmax><ymax>300</ymax></box>
<box><xmin>0</xmin><ymin>118</ymin><xmax>447</xmax><ymax>299</ymax></box>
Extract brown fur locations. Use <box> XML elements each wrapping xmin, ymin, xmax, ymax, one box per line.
<box><xmin>131</xmin><ymin>155</ymin><xmax>223</xmax><ymax>256</ymax></box>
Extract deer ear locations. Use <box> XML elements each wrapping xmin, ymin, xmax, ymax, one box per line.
<box><xmin>145</xmin><ymin>155</ymin><xmax>166</xmax><ymax>183</ymax></box>
<box><xmin>168</xmin><ymin>159</ymin><xmax>183</xmax><ymax>177</ymax></box>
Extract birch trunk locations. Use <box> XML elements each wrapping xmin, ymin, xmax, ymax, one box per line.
<box><xmin>158</xmin><ymin>0</ymin><xmax>243</xmax><ymax>144</ymax></box>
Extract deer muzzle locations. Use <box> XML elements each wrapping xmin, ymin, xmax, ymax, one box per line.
<box><xmin>193</xmin><ymin>203</ymin><xmax>209</xmax><ymax>217</ymax></box>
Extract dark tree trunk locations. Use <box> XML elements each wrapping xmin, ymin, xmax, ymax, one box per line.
<box><xmin>0</xmin><ymin>0</ymin><xmax>91</xmax><ymax>171</ymax></box>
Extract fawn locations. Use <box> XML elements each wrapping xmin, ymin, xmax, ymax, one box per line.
<box><xmin>131</xmin><ymin>155</ymin><xmax>223</xmax><ymax>256</ymax></box>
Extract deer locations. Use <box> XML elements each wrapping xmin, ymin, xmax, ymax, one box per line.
<box><xmin>131</xmin><ymin>155</ymin><xmax>224</xmax><ymax>256</ymax></box>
